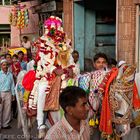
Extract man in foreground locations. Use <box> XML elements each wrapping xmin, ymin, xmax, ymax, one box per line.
<box><xmin>44</xmin><ymin>86</ymin><xmax>90</xmax><ymax>140</ymax></box>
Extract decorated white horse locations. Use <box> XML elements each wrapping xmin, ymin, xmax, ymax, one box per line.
<box><xmin>76</xmin><ymin>63</ymin><xmax>140</xmax><ymax>139</ymax></box>
<box><xmin>99</xmin><ymin>63</ymin><xmax>140</xmax><ymax>139</ymax></box>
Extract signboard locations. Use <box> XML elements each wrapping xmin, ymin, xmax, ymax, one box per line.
<box><xmin>41</xmin><ymin>1</ymin><xmax>56</xmax><ymax>12</ymax></box>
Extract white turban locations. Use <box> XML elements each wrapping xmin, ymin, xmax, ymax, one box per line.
<box><xmin>118</xmin><ymin>60</ymin><xmax>126</xmax><ymax>67</ymax></box>
<box><xmin>0</xmin><ymin>59</ymin><xmax>8</xmax><ymax>64</ymax></box>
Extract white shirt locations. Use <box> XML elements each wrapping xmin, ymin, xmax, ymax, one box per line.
<box><xmin>22</xmin><ymin>41</ymin><xmax>31</xmax><ymax>49</ymax></box>
<box><xmin>27</xmin><ymin>60</ymin><xmax>35</xmax><ymax>72</ymax></box>
<box><xmin>74</xmin><ymin>61</ymin><xmax>80</xmax><ymax>75</ymax></box>
<box><xmin>45</xmin><ymin>116</ymin><xmax>90</xmax><ymax>140</ymax></box>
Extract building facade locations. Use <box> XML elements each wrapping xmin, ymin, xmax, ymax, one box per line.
<box><xmin>64</xmin><ymin>0</ymin><xmax>116</xmax><ymax>70</ymax></box>
<box><xmin>63</xmin><ymin>0</ymin><xmax>140</xmax><ymax>71</ymax></box>
<box><xmin>0</xmin><ymin>0</ymin><xmax>39</xmax><ymax>53</ymax></box>
<box><xmin>31</xmin><ymin>0</ymin><xmax>63</xmax><ymax>36</ymax></box>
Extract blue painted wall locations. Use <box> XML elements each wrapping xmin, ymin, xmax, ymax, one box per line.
<box><xmin>85</xmin><ymin>9</ymin><xmax>96</xmax><ymax>59</ymax></box>
<box><xmin>74</xmin><ymin>0</ymin><xmax>116</xmax><ymax>71</ymax></box>
<box><xmin>74</xmin><ymin>2</ymin><xmax>85</xmax><ymax>71</ymax></box>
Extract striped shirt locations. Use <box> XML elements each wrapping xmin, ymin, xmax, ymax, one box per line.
<box><xmin>45</xmin><ymin>116</ymin><xmax>90</xmax><ymax>140</ymax></box>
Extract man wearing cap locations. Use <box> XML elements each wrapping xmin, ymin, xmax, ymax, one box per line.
<box><xmin>0</xmin><ymin>59</ymin><xmax>15</xmax><ymax>130</ymax></box>
<box><xmin>118</xmin><ymin>60</ymin><xmax>126</xmax><ymax>68</ymax></box>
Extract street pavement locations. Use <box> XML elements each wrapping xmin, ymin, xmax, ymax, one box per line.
<box><xmin>0</xmin><ymin>118</ymin><xmax>39</xmax><ymax>140</ymax></box>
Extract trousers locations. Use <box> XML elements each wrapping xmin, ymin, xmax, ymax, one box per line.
<box><xmin>0</xmin><ymin>91</ymin><xmax>12</xmax><ymax>128</ymax></box>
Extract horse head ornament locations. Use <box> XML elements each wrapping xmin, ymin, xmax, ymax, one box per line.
<box><xmin>109</xmin><ymin>63</ymin><xmax>136</xmax><ymax>137</ymax></box>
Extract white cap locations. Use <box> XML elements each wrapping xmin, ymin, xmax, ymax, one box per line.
<box><xmin>118</xmin><ymin>60</ymin><xmax>126</xmax><ymax>67</ymax></box>
<box><xmin>0</xmin><ymin>59</ymin><xmax>7</xmax><ymax>64</ymax></box>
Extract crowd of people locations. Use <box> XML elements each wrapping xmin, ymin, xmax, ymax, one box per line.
<box><xmin>44</xmin><ymin>52</ymin><xmax>140</xmax><ymax>140</ymax></box>
<box><xmin>0</xmin><ymin>37</ymin><xmax>140</xmax><ymax>140</ymax></box>
<box><xmin>0</xmin><ymin>16</ymin><xmax>140</xmax><ymax>140</ymax></box>
<box><xmin>0</xmin><ymin>36</ymin><xmax>35</xmax><ymax>132</ymax></box>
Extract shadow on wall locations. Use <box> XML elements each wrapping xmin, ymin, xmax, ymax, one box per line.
<box><xmin>84</xmin><ymin>58</ymin><xmax>93</xmax><ymax>72</ymax></box>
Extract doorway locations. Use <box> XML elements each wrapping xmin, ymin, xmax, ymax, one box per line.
<box><xmin>74</xmin><ymin>0</ymin><xmax>116</xmax><ymax>71</ymax></box>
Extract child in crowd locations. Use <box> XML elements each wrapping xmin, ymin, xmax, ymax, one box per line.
<box><xmin>18</xmin><ymin>51</ymin><xmax>27</xmax><ymax>71</ymax></box>
<box><xmin>72</xmin><ymin>50</ymin><xmax>80</xmax><ymax>75</ymax></box>
<box><xmin>91</xmin><ymin>52</ymin><xmax>109</xmax><ymax>140</ymax></box>
<box><xmin>11</xmin><ymin>54</ymin><xmax>21</xmax><ymax>83</ymax></box>
<box><xmin>93</xmin><ymin>52</ymin><xmax>108</xmax><ymax>71</ymax></box>
<box><xmin>5</xmin><ymin>53</ymin><xmax>12</xmax><ymax>66</ymax></box>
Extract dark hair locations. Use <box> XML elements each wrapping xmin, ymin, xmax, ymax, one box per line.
<box><xmin>93</xmin><ymin>52</ymin><xmax>108</xmax><ymax>63</ymax></box>
<box><xmin>23</xmin><ymin>36</ymin><xmax>28</xmax><ymax>40</ymax></box>
<box><xmin>12</xmin><ymin>54</ymin><xmax>18</xmax><ymax>59</ymax></box>
<box><xmin>59</xmin><ymin>86</ymin><xmax>87</xmax><ymax>112</ymax></box>
<box><xmin>72</xmin><ymin>50</ymin><xmax>79</xmax><ymax>55</ymax></box>
<box><xmin>5</xmin><ymin>53</ymin><xmax>11</xmax><ymax>58</ymax></box>
<box><xmin>84</xmin><ymin>58</ymin><xmax>93</xmax><ymax>72</ymax></box>
<box><xmin>18</xmin><ymin>51</ymin><xmax>24</xmax><ymax>55</ymax></box>
<box><xmin>0</xmin><ymin>54</ymin><xmax>5</xmax><ymax>58</ymax></box>
<box><xmin>108</xmin><ymin>58</ymin><xmax>117</xmax><ymax>66</ymax></box>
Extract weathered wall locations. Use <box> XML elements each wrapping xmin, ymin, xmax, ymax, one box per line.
<box><xmin>117</xmin><ymin>0</ymin><xmax>136</xmax><ymax>64</ymax></box>
<box><xmin>63</xmin><ymin>0</ymin><xmax>73</xmax><ymax>43</ymax></box>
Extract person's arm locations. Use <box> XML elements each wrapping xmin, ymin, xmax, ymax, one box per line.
<box><xmin>53</xmin><ymin>66</ymin><xmax>64</xmax><ymax>76</ymax></box>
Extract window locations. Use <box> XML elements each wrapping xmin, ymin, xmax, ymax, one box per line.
<box><xmin>0</xmin><ymin>24</ymin><xmax>11</xmax><ymax>54</ymax></box>
<box><xmin>95</xmin><ymin>11</ymin><xmax>116</xmax><ymax>47</ymax></box>
<box><xmin>0</xmin><ymin>0</ymin><xmax>11</xmax><ymax>5</ymax></box>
